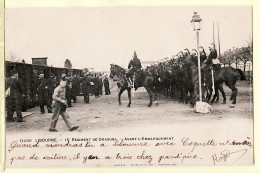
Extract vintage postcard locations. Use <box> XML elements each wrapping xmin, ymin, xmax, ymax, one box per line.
<box><xmin>1</xmin><ymin>0</ymin><xmax>257</xmax><ymax>171</ymax></box>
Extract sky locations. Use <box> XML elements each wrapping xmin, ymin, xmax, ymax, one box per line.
<box><xmin>5</xmin><ymin>6</ymin><xmax>252</xmax><ymax>71</ymax></box>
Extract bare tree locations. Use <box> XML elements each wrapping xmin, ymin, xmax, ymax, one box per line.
<box><xmin>220</xmin><ymin>49</ymin><xmax>235</xmax><ymax>67</ymax></box>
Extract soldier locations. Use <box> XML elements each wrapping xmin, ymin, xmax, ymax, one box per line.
<box><xmin>37</xmin><ymin>71</ymin><xmax>52</xmax><ymax>114</ymax></box>
<box><xmin>82</xmin><ymin>72</ymin><xmax>91</xmax><ymax>104</ymax></box>
<box><xmin>70</xmin><ymin>72</ymin><xmax>80</xmax><ymax>103</ymax></box>
<box><xmin>205</xmin><ymin>43</ymin><xmax>220</xmax><ymax>71</ymax></box>
<box><xmin>6</xmin><ymin>70</ymin><xmax>25</xmax><ymax>122</ymax></box>
<box><xmin>49</xmin><ymin>79</ymin><xmax>79</xmax><ymax>132</ymax></box>
<box><xmin>99</xmin><ymin>73</ymin><xmax>103</xmax><ymax>95</ymax></box>
<box><xmin>103</xmin><ymin>75</ymin><xmax>111</xmax><ymax>95</ymax></box>
<box><xmin>93</xmin><ymin>73</ymin><xmax>100</xmax><ymax>98</ymax></box>
<box><xmin>126</xmin><ymin>51</ymin><xmax>142</xmax><ymax>87</ymax></box>
<box><xmin>46</xmin><ymin>73</ymin><xmax>57</xmax><ymax>105</ymax></box>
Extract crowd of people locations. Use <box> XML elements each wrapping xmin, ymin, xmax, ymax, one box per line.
<box><xmin>5</xmin><ymin>70</ymin><xmax>111</xmax><ymax>126</ymax></box>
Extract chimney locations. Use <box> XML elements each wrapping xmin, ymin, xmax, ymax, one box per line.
<box><xmin>31</xmin><ymin>57</ymin><xmax>48</xmax><ymax>66</ymax></box>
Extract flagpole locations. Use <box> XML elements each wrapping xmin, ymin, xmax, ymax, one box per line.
<box><xmin>213</xmin><ymin>22</ymin><xmax>215</xmax><ymax>45</ymax></box>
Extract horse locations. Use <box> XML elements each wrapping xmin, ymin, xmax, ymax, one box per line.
<box><xmin>110</xmin><ymin>64</ymin><xmax>157</xmax><ymax>107</ymax></box>
<box><xmin>201</xmin><ymin>64</ymin><xmax>246</xmax><ymax>108</ymax></box>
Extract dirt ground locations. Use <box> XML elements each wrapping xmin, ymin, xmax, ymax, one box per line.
<box><xmin>6</xmin><ymin>79</ymin><xmax>253</xmax><ymax>133</ymax></box>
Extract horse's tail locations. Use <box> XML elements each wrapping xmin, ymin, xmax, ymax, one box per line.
<box><xmin>237</xmin><ymin>69</ymin><xmax>246</xmax><ymax>80</ymax></box>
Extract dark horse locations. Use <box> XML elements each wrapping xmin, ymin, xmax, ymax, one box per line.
<box><xmin>202</xmin><ymin>64</ymin><xmax>246</xmax><ymax>108</ymax></box>
<box><xmin>110</xmin><ymin>64</ymin><xmax>157</xmax><ymax>107</ymax></box>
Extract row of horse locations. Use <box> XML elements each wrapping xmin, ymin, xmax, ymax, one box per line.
<box><xmin>110</xmin><ymin>48</ymin><xmax>246</xmax><ymax>108</ymax></box>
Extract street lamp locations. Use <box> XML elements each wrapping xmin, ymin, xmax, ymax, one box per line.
<box><xmin>191</xmin><ymin>12</ymin><xmax>202</xmax><ymax>102</ymax></box>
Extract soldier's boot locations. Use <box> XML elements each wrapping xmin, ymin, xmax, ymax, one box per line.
<box><xmin>127</xmin><ymin>78</ymin><xmax>133</xmax><ymax>88</ymax></box>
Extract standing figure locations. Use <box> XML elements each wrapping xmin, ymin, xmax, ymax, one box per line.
<box><xmin>70</xmin><ymin>72</ymin><xmax>80</xmax><ymax>103</ymax></box>
<box><xmin>37</xmin><ymin>71</ymin><xmax>52</xmax><ymax>114</ymax></box>
<box><xmin>99</xmin><ymin>73</ymin><xmax>103</xmax><ymax>95</ymax></box>
<box><xmin>6</xmin><ymin>70</ymin><xmax>25</xmax><ymax>122</ymax></box>
<box><xmin>82</xmin><ymin>72</ymin><xmax>91</xmax><ymax>104</ymax></box>
<box><xmin>126</xmin><ymin>51</ymin><xmax>142</xmax><ymax>87</ymax></box>
<box><xmin>49</xmin><ymin>79</ymin><xmax>79</xmax><ymax>132</ymax></box>
<box><xmin>46</xmin><ymin>73</ymin><xmax>57</xmax><ymax>106</ymax></box>
<box><xmin>93</xmin><ymin>73</ymin><xmax>100</xmax><ymax>98</ymax></box>
<box><xmin>103</xmin><ymin>75</ymin><xmax>111</xmax><ymax>95</ymax></box>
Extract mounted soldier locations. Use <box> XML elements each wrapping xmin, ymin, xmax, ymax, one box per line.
<box><xmin>204</xmin><ymin>42</ymin><xmax>221</xmax><ymax>72</ymax></box>
<box><xmin>126</xmin><ymin>51</ymin><xmax>142</xmax><ymax>87</ymax></box>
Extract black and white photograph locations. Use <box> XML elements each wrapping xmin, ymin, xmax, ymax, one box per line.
<box><xmin>3</xmin><ymin>4</ymin><xmax>253</xmax><ymax>168</ymax></box>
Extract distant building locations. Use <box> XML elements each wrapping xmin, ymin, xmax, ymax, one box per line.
<box><xmin>229</xmin><ymin>61</ymin><xmax>252</xmax><ymax>71</ymax></box>
<box><xmin>32</xmin><ymin>57</ymin><xmax>48</xmax><ymax>66</ymax></box>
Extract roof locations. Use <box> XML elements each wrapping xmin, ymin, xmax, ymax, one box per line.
<box><xmin>5</xmin><ymin>61</ymin><xmax>83</xmax><ymax>71</ymax></box>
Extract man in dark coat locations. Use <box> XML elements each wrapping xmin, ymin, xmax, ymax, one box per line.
<box><xmin>126</xmin><ymin>51</ymin><xmax>142</xmax><ymax>87</ymax></box>
<box><xmin>82</xmin><ymin>72</ymin><xmax>91</xmax><ymax>103</ymax></box>
<box><xmin>103</xmin><ymin>75</ymin><xmax>111</xmax><ymax>95</ymax></box>
<box><xmin>70</xmin><ymin>72</ymin><xmax>80</xmax><ymax>103</ymax></box>
<box><xmin>6</xmin><ymin>70</ymin><xmax>25</xmax><ymax>122</ymax></box>
<box><xmin>46</xmin><ymin>73</ymin><xmax>57</xmax><ymax>106</ymax></box>
<box><xmin>93</xmin><ymin>73</ymin><xmax>100</xmax><ymax>98</ymax></box>
<box><xmin>37</xmin><ymin>71</ymin><xmax>52</xmax><ymax>114</ymax></box>
<box><xmin>99</xmin><ymin>74</ymin><xmax>103</xmax><ymax>95</ymax></box>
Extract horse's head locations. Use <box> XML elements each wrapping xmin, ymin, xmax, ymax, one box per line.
<box><xmin>110</xmin><ymin>64</ymin><xmax>125</xmax><ymax>78</ymax></box>
<box><xmin>110</xmin><ymin>64</ymin><xmax>115</xmax><ymax>78</ymax></box>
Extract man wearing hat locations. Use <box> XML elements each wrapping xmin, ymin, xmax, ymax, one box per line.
<box><xmin>205</xmin><ymin>43</ymin><xmax>218</xmax><ymax>66</ymax></box>
<box><xmin>47</xmin><ymin>72</ymin><xmax>57</xmax><ymax>105</ymax></box>
<box><xmin>82</xmin><ymin>71</ymin><xmax>91</xmax><ymax>103</ymax></box>
<box><xmin>70</xmin><ymin>71</ymin><xmax>80</xmax><ymax>103</ymax></box>
<box><xmin>6</xmin><ymin>70</ymin><xmax>25</xmax><ymax>122</ymax></box>
<box><xmin>98</xmin><ymin>73</ymin><xmax>103</xmax><ymax>96</ymax></box>
<box><xmin>103</xmin><ymin>75</ymin><xmax>111</xmax><ymax>95</ymax></box>
<box><xmin>126</xmin><ymin>51</ymin><xmax>142</xmax><ymax>87</ymax></box>
<box><xmin>36</xmin><ymin>71</ymin><xmax>52</xmax><ymax>114</ymax></box>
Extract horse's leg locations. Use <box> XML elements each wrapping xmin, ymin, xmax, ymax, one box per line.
<box><xmin>127</xmin><ymin>88</ymin><xmax>131</xmax><ymax>107</ymax></box>
<box><xmin>226</xmin><ymin>80</ymin><xmax>237</xmax><ymax>108</ymax></box>
<box><xmin>210</xmin><ymin>87</ymin><xmax>219</xmax><ymax>104</ymax></box>
<box><xmin>144</xmin><ymin>86</ymin><xmax>153</xmax><ymax>107</ymax></box>
<box><xmin>218</xmin><ymin>84</ymin><xmax>226</xmax><ymax>104</ymax></box>
<box><xmin>207</xmin><ymin>86</ymin><xmax>213</xmax><ymax>104</ymax></box>
<box><xmin>118</xmin><ymin>88</ymin><xmax>125</xmax><ymax>105</ymax></box>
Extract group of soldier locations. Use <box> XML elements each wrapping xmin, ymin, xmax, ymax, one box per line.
<box><xmin>6</xmin><ymin>69</ymin><xmax>111</xmax><ymax>123</ymax></box>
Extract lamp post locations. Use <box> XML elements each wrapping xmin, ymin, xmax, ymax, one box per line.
<box><xmin>191</xmin><ymin>12</ymin><xmax>202</xmax><ymax>102</ymax></box>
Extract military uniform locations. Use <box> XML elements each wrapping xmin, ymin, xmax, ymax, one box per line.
<box><xmin>6</xmin><ymin>75</ymin><xmax>25</xmax><ymax>122</ymax></box>
<box><xmin>46</xmin><ymin>75</ymin><xmax>57</xmax><ymax>106</ymax></box>
<box><xmin>70</xmin><ymin>74</ymin><xmax>80</xmax><ymax>103</ymax></box>
<box><xmin>126</xmin><ymin>52</ymin><xmax>142</xmax><ymax>86</ymax></box>
<box><xmin>82</xmin><ymin>74</ymin><xmax>91</xmax><ymax>103</ymax></box>
<box><xmin>37</xmin><ymin>77</ymin><xmax>52</xmax><ymax>114</ymax></box>
<box><xmin>93</xmin><ymin>75</ymin><xmax>100</xmax><ymax>98</ymax></box>
<box><xmin>103</xmin><ymin>76</ymin><xmax>111</xmax><ymax>95</ymax></box>
<box><xmin>99</xmin><ymin>76</ymin><xmax>103</xmax><ymax>95</ymax></box>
